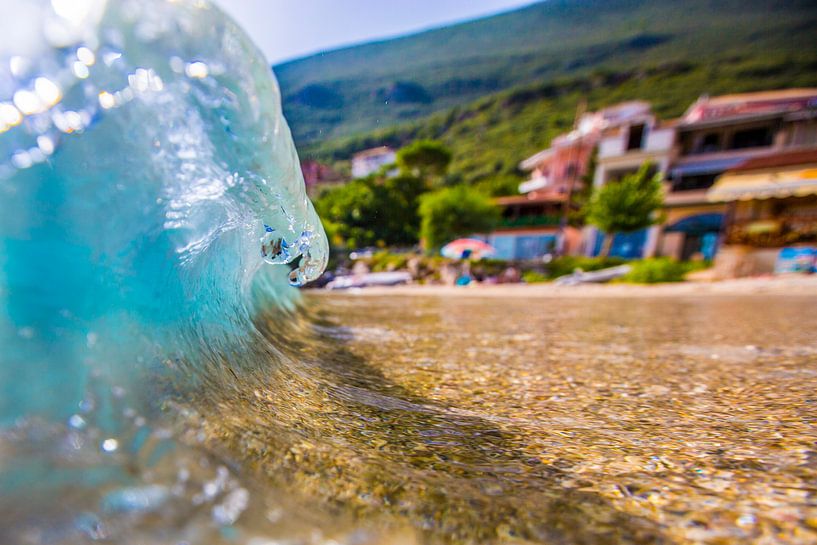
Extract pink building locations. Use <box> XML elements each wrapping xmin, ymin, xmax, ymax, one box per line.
<box><xmin>300</xmin><ymin>160</ymin><xmax>343</xmax><ymax>197</ymax></box>
<box><xmin>487</xmin><ymin>102</ymin><xmax>655</xmax><ymax>260</ymax></box>
<box><xmin>519</xmin><ymin>101</ymin><xmax>653</xmax><ymax>195</ymax></box>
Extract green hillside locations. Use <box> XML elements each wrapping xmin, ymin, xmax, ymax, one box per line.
<box><xmin>300</xmin><ymin>55</ymin><xmax>817</xmax><ymax>195</ymax></box>
<box><xmin>274</xmin><ymin>0</ymin><xmax>817</xmax><ymax>145</ymax></box>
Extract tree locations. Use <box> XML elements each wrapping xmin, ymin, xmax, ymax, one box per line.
<box><xmin>314</xmin><ymin>174</ymin><xmax>427</xmax><ymax>249</ymax></box>
<box><xmin>396</xmin><ymin>140</ymin><xmax>452</xmax><ymax>179</ymax></box>
<box><xmin>585</xmin><ymin>163</ymin><xmax>664</xmax><ymax>257</ymax></box>
<box><xmin>418</xmin><ymin>186</ymin><xmax>500</xmax><ymax>250</ymax></box>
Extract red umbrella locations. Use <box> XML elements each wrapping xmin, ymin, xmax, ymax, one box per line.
<box><xmin>441</xmin><ymin>238</ymin><xmax>496</xmax><ymax>260</ymax></box>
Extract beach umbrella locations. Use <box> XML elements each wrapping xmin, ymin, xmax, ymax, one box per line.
<box><xmin>441</xmin><ymin>238</ymin><xmax>496</xmax><ymax>260</ymax></box>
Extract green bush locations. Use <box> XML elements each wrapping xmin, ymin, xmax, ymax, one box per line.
<box><xmin>618</xmin><ymin>258</ymin><xmax>704</xmax><ymax>284</ymax></box>
<box><xmin>419</xmin><ymin>185</ymin><xmax>500</xmax><ymax>250</ymax></box>
<box><xmin>522</xmin><ymin>271</ymin><xmax>549</xmax><ymax>284</ymax></box>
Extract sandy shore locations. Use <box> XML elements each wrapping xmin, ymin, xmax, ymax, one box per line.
<box><xmin>309</xmin><ymin>274</ymin><xmax>817</xmax><ymax>298</ymax></box>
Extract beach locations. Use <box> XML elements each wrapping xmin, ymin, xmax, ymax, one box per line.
<box><xmin>310</xmin><ymin>274</ymin><xmax>817</xmax><ymax>299</ymax></box>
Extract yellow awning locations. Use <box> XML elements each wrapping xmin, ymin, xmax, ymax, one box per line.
<box><xmin>707</xmin><ymin>163</ymin><xmax>817</xmax><ymax>202</ymax></box>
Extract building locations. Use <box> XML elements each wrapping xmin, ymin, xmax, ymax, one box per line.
<box><xmin>489</xmin><ymin>102</ymin><xmax>652</xmax><ymax>260</ymax></box>
<box><xmin>583</xmin><ymin>88</ymin><xmax>817</xmax><ymax>261</ymax></box>
<box><xmin>351</xmin><ymin>146</ymin><xmax>397</xmax><ymax>179</ymax></box>
<box><xmin>659</xmin><ymin>88</ymin><xmax>817</xmax><ymax>261</ymax></box>
<box><xmin>488</xmin><ymin>190</ymin><xmax>579</xmax><ymax>260</ymax></box>
<box><xmin>484</xmin><ymin>88</ymin><xmax>817</xmax><ymax>265</ymax></box>
<box><xmin>301</xmin><ymin>160</ymin><xmax>344</xmax><ymax>197</ymax></box>
<box><xmin>587</xmin><ymin>102</ymin><xmax>677</xmax><ymax>258</ymax></box>
<box><xmin>706</xmin><ymin>149</ymin><xmax>817</xmax><ymax>274</ymax></box>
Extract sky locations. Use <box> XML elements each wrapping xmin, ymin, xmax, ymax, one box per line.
<box><xmin>213</xmin><ymin>0</ymin><xmax>536</xmax><ymax>64</ymax></box>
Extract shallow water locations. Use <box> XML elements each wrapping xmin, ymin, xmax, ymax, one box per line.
<box><xmin>2</xmin><ymin>1</ymin><xmax>815</xmax><ymax>543</ymax></box>
<box><xmin>4</xmin><ymin>292</ymin><xmax>816</xmax><ymax>544</ymax></box>
<box><xmin>181</xmin><ymin>293</ymin><xmax>816</xmax><ymax>544</ymax></box>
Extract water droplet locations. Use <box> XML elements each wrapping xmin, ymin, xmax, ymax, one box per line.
<box><xmin>13</xmin><ymin>89</ymin><xmax>43</xmax><ymax>115</ymax></box>
<box><xmin>98</xmin><ymin>91</ymin><xmax>116</xmax><ymax>109</ymax></box>
<box><xmin>68</xmin><ymin>414</ymin><xmax>86</xmax><ymax>429</ymax></box>
<box><xmin>76</xmin><ymin>46</ymin><xmax>95</xmax><ymax>66</ymax></box>
<box><xmin>72</xmin><ymin>61</ymin><xmax>90</xmax><ymax>79</ymax></box>
<box><xmin>102</xmin><ymin>51</ymin><xmax>122</xmax><ymax>66</ymax></box>
<box><xmin>185</xmin><ymin>61</ymin><xmax>209</xmax><ymax>79</ymax></box>
<box><xmin>260</xmin><ymin>234</ymin><xmax>290</xmax><ymax>265</ymax></box>
<box><xmin>74</xmin><ymin>512</ymin><xmax>106</xmax><ymax>541</ymax></box>
<box><xmin>0</xmin><ymin>103</ymin><xmax>22</xmax><ymax>131</ymax></box>
<box><xmin>9</xmin><ymin>56</ymin><xmax>28</xmax><ymax>77</ymax></box>
<box><xmin>34</xmin><ymin>77</ymin><xmax>62</xmax><ymax>107</ymax></box>
<box><xmin>288</xmin><ymin>268</ymin><xmax>304</xmax><ymax>287</ymax></box>
<box><xmin>11</xmin><ymin>151</ymin><xmax>33</xmax><ymax>169</ymax></box>
<box><xmin>78</xmin><ymin>397</ymin><xmax>95</xmax><ymax>413</ymax></box>
<box><xmin>51</xmin><ymin>0</ymin><xmax>96</xmax><ymax>25</ymax></box>
<box><xmin>37</xmin><ymin>135</ymin><xmax>55</xmax><ymax>155</ymax></box>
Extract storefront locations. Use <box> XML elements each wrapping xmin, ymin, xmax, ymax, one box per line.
<box><xmin>706</xmin><ymin>150</ymin><xmax>817</xmax><ymax>274</ymax></box>
<box><xmin>708</xmin><ymin>150</ymin><xmax>817</xmax><ymax>247</ymax></box>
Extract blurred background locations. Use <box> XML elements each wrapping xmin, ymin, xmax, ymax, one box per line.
<box><xmin>216</xmin><ymin>0</ymin><xmax>817</xmax><ymax>286</ymax></box>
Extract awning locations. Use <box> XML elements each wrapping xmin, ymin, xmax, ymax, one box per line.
<box><xmin>671</xmin><ymin>157</ymin><xmax>746</xmax><ymax>178</ymax></box>
<box><xmin>707</xmin><ymin>164</ymin><xmax>817</xmax><ymax>202</ymax></box>
<box><xmin>519</xmin><ymin>149</ymin><xmax>554</xmax><ymax>171</ymax></box>
<box><xmin>665</xmin><ymin>213</ymin><xmax>723</xmax><ymax>233</ymax></box>
<box><xmin>519</xmin><ymin>176</ymin><xmax>549</xmax><ymax>193</ymax></box>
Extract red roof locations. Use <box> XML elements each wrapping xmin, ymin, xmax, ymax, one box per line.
<box><xmin>683</xmin><ymin>88</ymin><xmax>817</xmax><ymax>125</ymax></box>
<box><xmin>352</xmin><ymin>146</ymin><xmax>394</xmax><ymax>160</ymax></box>
<box><xmin>730</xmin><ymin>149</ymin><xmax>817</xmax><ymax>172</ymax></box>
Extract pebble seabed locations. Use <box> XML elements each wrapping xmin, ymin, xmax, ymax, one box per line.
<box><xmin>191</xmin><ymin>289</ymin><xmax>817</xmax><ymax>544</ymax></box>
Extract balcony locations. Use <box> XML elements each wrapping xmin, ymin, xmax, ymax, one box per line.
<box><xmin>518</xmin><ymin>176</ymin><xmax>549</xmax><ymax>194</ymax></box>
<box><xmin>599</xmin><ymin>128</ymin><xmax>674</xmax><ymax>159</ymax></box>
<box><xmin>499</xmin><ymin>215</ymin><xmax>561</xmax><ymax>229</ymax></box>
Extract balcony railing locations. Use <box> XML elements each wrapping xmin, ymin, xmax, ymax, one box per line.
<box><xmin>499</xmin><ymin>215</ymin><xmax>561</xmax><ymax>228</ymax></box>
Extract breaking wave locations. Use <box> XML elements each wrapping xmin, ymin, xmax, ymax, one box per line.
<box><xmin>0</xmin><ymin>0</ymin><xmax>329</xmax><ymax>539</ymax></box>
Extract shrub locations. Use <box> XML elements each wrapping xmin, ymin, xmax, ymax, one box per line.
<box><xmin>522</xmin><ymin>271</ymin><xmax>549</xmax><ymax>283</ymax></box>
<box><xmin>618</xmin><ymin>258</ymin><xmax>704</xmax><ymax>284</ymax></box>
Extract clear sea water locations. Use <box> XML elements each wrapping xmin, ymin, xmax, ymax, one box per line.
<box><xmin>2</xmin><ymin>2</ymin><xmax>816</xmax><ymax>544</ymax></box>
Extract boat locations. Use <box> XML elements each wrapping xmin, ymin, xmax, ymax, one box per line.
<box><xmin>326</xmin><ymin>272</ymin><xmax>413</xmax><ymax>290</ymax></box>
<box><xmin>553</xmin><ymin>265</ymin><xmax>632</xmax><ymax>286</ymax></box>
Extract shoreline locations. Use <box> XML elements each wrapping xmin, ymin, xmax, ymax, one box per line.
<box><xmin>307</xmin><ymin>274</ymin><xmax>817</xmax><ymax>298</ymax></box>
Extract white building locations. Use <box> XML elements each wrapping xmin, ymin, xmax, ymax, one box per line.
<box><xmin>587</xmin><ymin>102</ymin><xmax>677</xmax><ymax>258</ymax></box>
<box><xmin>351</xmin><ymin>146</ymin><xmax>397</xmax><ymax>179</ymax></box>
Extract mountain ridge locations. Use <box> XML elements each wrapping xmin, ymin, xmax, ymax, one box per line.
<box><xmin>272</xmin><ymin>0</ymin><xmax>817</xmax><ymax>159</ymax></box>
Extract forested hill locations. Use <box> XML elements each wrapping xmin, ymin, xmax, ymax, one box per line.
<box><xmin>273</xmin><ymin>0</ymin><xmax>817</xmax><ymax>145</ymax></box>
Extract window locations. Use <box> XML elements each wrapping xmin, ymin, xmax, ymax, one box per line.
<box><xmin>627</xmin><ymin>124</ymin><xmax>645</xmax><ymax>151</ymax></box>
<box><xmin>730</xmin><ymin>126</ymin><xmax>772</xmax><ymax>149</ymax></box>
<box><xmin>672</xmin><ymin>173</ymin><xmax>718</xmax><ymax>192</ymax></box>
<box><xmin>700</xmin><ymin>133</ymin><xmax>721</xmax><ymax>153</ymax></box>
